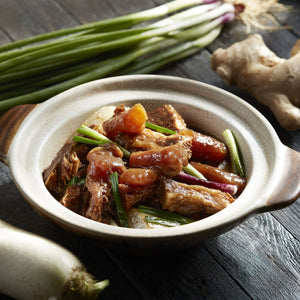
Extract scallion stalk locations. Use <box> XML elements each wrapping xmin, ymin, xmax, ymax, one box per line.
<box><xmin>222</xmin><ymin>129</ymin><xmax>246</xmax><ymax>178</ymax></box>
<box><xmin>75</xmin><ymin>125</ymin><xmax>131</xmax><ymax>158</ymax></box>
<box><xmin>77</xmin><ymin>125</ymin><xmax>111</xmax><ymax>143</ymax></box>
<box><xmin>65</xmin><ymin>176</ymin><xmax>86</xmax><ymax>188</ymax></box>
<box><xmin>0</xmin><ymin>1</ymin><xmax>234</xmax><ymax>112</ymax></box>
<box><xmin>145</xmin><ymin>122</ymin><xmax>176</xmax><ymax>134</ymax></box>
<box><xmin>110</xmin><ymin>172</ymin><xmax>128</xmax><ymax>227</ymax></box>
<box><xmin>183</xmin><ymin>164</ymin><xmax>207</xmax><ymax>180</ymax></box>
<box><xmin>72</xmin><ymin>135</ymin><xmax>108</xmax><ymax>146</ymax></box>
<box><xmin>138</xmin><ymin>205</ymin><xmax>194</xmax><ymax>225</ymax></box>
<box><xmin>144</xmin><ymin>216</ymin><xmax>182</xmax><ymax>227</ymax></box>
<box><xmin>0</xmin><ymin>0</ymin><xmax>213</xmax><ymax>53</ymax></box>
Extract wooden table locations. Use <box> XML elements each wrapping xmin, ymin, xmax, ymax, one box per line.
<box><xmin>0</xmin><ymin>1</ymin><xmax>299</xmax><ymax>299</ymax></box>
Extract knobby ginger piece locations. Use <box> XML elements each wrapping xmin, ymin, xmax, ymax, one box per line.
<box><xmin>211</xmin><ymin>34</ymin><xmax>300</xmax><ymax>130</ymax></box>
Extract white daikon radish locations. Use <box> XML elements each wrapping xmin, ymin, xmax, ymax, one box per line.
<box><xmin>0</xmin><ymin>220</ymin><xmax>109</xmax><ymax>300</ymax></box>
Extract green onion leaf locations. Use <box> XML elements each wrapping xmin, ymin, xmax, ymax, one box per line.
<box><xmin>222</xmin><ymin>129</ymin><xmax>245</xmax><ymax>178</ymax></box>
<box><xmin>75</xmin><ymin>124</ymin><xmax>131</xmax><ymax>158</ymax></box>
<box><xmin>138</xmin><ymin>205</ymin><xmax>194</xmax><ymax>225</ymax></box>
<box><xmin>77</xmin><ymin>125</ymin><xmax>111</xmax><ymax>143</ymax></box>
<box><xmin>145</xmin><ymin>122</ymin><xmax>176</xmax><ymax>135</ymax></box>
<box><xmin>110</xmin><ymin>172</ymin><xmax>128</xmax><ymax>227</ymax></box>
<box><xmin>72</xmin><ymin>135</ymin><xmax>108</xmax><ymax>146</ymax></box>
<box><xmin>65</xmin><ymin>176</ymin><xmax>86</xmax><ymax>188</ymax></box>
<box><xmin>183</xmin><ymin>164</ymin><xmax>206</xmax><ymax>180</ymax></box>
<box><xmin>144</xmin><ymin>216</ymin><xmax>182</xmax><ymax>227</ymax></box>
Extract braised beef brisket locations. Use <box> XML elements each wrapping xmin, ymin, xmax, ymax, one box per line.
<box><xmin>43</xmin><ymin>142</ymin><xmax>91</xmax><ymax>197</ymax></box>
<box><xmin>159</xmin><ymin>178</ymin><xmax>234</xmax><ymax>215</ymax></box>
<box><xmin>147</xmin><ymin>104</ymin><xmax>187</xmax><ymax>132</ymax></box>
<box><xmin>84</xmin><ymin>144</ymin><xmax>125</xmax><ymax>223</ymax></box>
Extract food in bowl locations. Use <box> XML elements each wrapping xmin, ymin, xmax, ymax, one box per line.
<box><xmin>43</xmin><ymin>103</ymin><xmax>246</xmax><ymax>228</ymax></box>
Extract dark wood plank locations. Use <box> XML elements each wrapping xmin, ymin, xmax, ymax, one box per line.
<box><xmin>0</xmin><ymin>29</ymin><xmax>13</xmax><ymax>45</ymax></box>
<box><xmin>55</xmin><ymin>0</ymin><xmax>116</xmax><ymax>23</ymax></box>
<box><xmin>106</xmin><ymin>245</ymin><xmax>250</xmax><ymax>300</ymax></box>
<box><xmin>0</xmin><ymin>0</ymin><xmax>78</xmax><ymax>41</ymax></box>
<box><xmin>204</xmin><ymin>213</ymin><xmax>300</xmax><ymax>300</ymax></box>
<box><xmin>273</xmin><ymin>0</ymin><xmax>300</xmax><ymax>37</ymax></box>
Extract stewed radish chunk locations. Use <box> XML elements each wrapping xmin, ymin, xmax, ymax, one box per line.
<box><xmin>103</xmin><ymin>103</ymin><xmax>147</xmax><ymax>139</ymax></box>
<box><xmin>0</xmin><ymin>220</ymin><xmax>109</xmax><ymax>300</ymax></box>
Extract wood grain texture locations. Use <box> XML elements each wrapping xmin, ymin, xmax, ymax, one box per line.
<box><xmin>0</xmin><ymin>1</ymin><xmax>299</xmax><ymax>299</ymax></box>
<box><xmin>0</xmin><ymin>104</ymin><xmax>36</xmax><ymax>164</ymax></box>
<box><xmin>205</xmin><ymin>214</ymin><xmax>300</xmax><ymax>299</ymax></box>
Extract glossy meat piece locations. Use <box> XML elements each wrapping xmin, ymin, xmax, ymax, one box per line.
<box><xmin>119</xmin><ymin>182</ymin><xmax>159</xmax><ymax>211</ymax></box>
<box><xmin>85</xmin><ymin>144</ymin><xmax>125</xmax><ymax>223</ymax></box>
<box><xmin>103</xmin><ymin>104</ymin><xmax>147</xmax><ymax>139</ymax></box>
<box><xmin>181</xmin><ymin>129</ymin><xmax>228</xmax><ymax>162</ymax></box>
<box><xmin>147</xmin><ymin>104</ymin><xmax>187</xmax><ymax>132</ymax></box>
<box><xmin>190</xmin><ymin>161</ymin><xmax>246</xmax><ymax>195</ymax></box>
<box><xmin>159</xmin><ymin>178</ymin><xmax>234</xmax><ymax>215</ymax></box>
<box><xmin>43</xmin><ymin>142</ymin><xmax>90</xmax><ymax>195</ymax></box>
<box><xmin>115</xmin><ymin>128</ymin><xmax>191</xmax><ymax>151</ymax></box>
<box><xmin>118</xmin><ymin>168</ymin><xmax>159</xmax><ymax>210</ymax></box>
<box><xmin>60</xmin><ymin>184</ymin><xmax>88</xmax><ymax>213</ymax></box>
<box><xmin>129</xmin><ymin>143</ymin><xmax>191</xmax><ymax>177</ymax></box>
<box><xmin>119</xmin><ymin>168</ymin><xmax>159</xmax><ymax>186</ymax></box>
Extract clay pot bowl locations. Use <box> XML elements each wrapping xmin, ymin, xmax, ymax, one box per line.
<box><xmin>1</xmin><ymin>75</ymin><xmax>299</xmax><ymax>251</ymax></box>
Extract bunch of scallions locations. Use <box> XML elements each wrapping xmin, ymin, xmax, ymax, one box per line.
<box><xmin>0</xmin><ymin>0</ymin><xmax>235</xmax><ymax>113</ymax></box>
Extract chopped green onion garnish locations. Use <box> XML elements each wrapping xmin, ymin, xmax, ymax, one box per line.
<box><xmin>75</xmin><ymin>124</ymin><xmax>131</xmax><ymax>158</ymax></box>
<box><xmin>65</xmin><ymin>176</ymin><xmax>86</xmax><ymax>188</ymax></box>
<box><xmin>77</xmin><ymin>124</ymin><xmax>111</xmax><ymax>143</ymax></box>
<box><xmin>110</xmin><ymin>172</ymin><xmax>128</xmax><ymax>227</ymax></box>
<box><xmin>72</xmin><ymin>135</ymin><xmax>108</xmax><ymax>145</ymax></box>
<box><xmin>138</xmin><ymin>205</ymin><xmax>194</xmax><ymax>225</ymax></box>
<box><xmin>222</xmin><ymin>129</ymin><xmax>245</xmax><ymax>178</ymax></box>
<box><xmin>145</xmin><ymin>122</ymin><xmax>176</xmax><ymax>135</ymax></box>
<box><xmin>144</xmin><ymin>216</ymin><xmax>182</xmax><ymax>227</ymax></box>
<box><xmin>183</xmin><ymin>164</ymin><xmax>206</xmax><ymax>180</ymax></box>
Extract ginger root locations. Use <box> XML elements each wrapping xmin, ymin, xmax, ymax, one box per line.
<box><xmin>211</xmin><ymin>34</ymin><xmax>300</xmax><ymax>130</ymax></box>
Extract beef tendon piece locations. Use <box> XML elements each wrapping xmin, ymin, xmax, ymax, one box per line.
<box><xmin>103</xmin><ymin>103</ymin><xmax>147</xmax><ymax>139</ymax></box>
<box><xmin>129</xmin><ymin>143</ymin><xmax>191</xmax><ymax>177</ymax></box>
<box><xmin>60</xmin><ymin>184</ymin><xmax>88</xmax><ymax>213</ymax></box>
<box><xmin>119</xmin><ymin>168</ymin><xmax>159</xmax><ymax>186</ymax></box>
<box><xmin>84</xmin><ymin>144</ymin><xmax>126</xmax><ymax>223</ymax></box>
<box><xmin>119</xmin><ymin>182</ymin><xmax>159</xmax><ymax>211</ymax></box>
<box><xmin>115</xmin><ymin>128</ymin><xmax>186</xmax><ymax>151</ymax></box>
<box><xmin>160</xmin><ymin>178</ymin><xmax>235</xmax><ymax>215</ymax></box>
<box><xmin>147</xmin><ymin>104</ymin><xmax>187</xmax><ymax>132</ymax></box>
<box><xmin>43</xmin><ymin>142</ymin><xmax>91</xmax><ymax>196</ymax></box>
<box><xmin>118</xmin><ymin>168</ymin><xmax>159</xmax><ymax>210</ymax></box>
<box><xmin>181</xmin><ymin>129</ymin><xmax>228</xmax><ymax>162</ymax></box>
<box><xmin>190</xmin><ymin>161</ymin><xmax>246</xmax><ymax>195</ymax></box>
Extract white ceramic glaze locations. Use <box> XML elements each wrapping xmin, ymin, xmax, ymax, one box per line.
<box><xmin>3</xmin><ymin>75</ymin><xmax>300</xmax><ymax>250</ymax></box>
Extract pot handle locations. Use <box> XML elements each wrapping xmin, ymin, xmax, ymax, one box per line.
<box><xmin>0</xmin><ymin>104</ymin><xmax>37</xmax><ymax>165</ymax></box>
<box><xmin>261</xmin><ymin>145</ymin><xmax>300</xmax><ymax>212</ymax></box>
